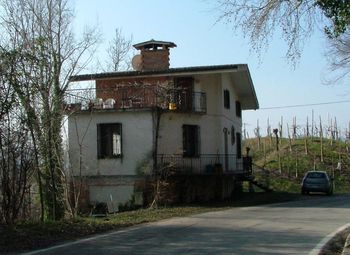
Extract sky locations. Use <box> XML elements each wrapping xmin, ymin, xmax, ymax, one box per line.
<box><xmin>72</xmin><ymin>0</ymin><xmax>350</xmax><ymax>138</ymax></box>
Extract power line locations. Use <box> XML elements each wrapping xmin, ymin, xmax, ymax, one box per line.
<box><xmin>259</xmin><ymin>99</ymin><xmax>350</xmax><ymax>110</ymax></box>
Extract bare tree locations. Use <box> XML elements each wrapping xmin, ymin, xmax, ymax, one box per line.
<box><xmin>215</xmin><ymin>0</ymin><xmax>321</xmax><ymax>63</ymax></box>
<box><xmin>214</xmin><ymin>0</ymin><xmax>350</xmax><ymax>65</ymax></box>
<box><xmin>0</xmin><ymin>115</ymin><xmax>34</xmax><ymax>224</ymax></box>
<box><xmin>63</xmin><ymin>113</ymin><xmax>92</xmax><ymax>218</ymax></box>
<box><xmin>325</xmin><ymin>30</ymin><xmax>350</xmax><ymax>82</ymax></box>
<box><xmin>106</xmin><ymin>28</ymin><xmax>133</xmax><ymax>71</ymax></box>
<box><xmin>0</xmin><ymin>57</ymin><xmax>34</xmax><ymax>224</ymax></box>
<box><xmin>0</xmin><ymin>0</ymin><xmax>99</xmax><ymax>220</ymax></box>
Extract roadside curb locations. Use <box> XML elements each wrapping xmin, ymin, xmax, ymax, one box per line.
<box><xmin>342</xmin><ymin>233</ymin><xmax>350</xmax><ymax>255</ymax></box>
<box><xmin>310</xmin><ymin>223</ymin><xmax>350</xmax><ymax>255</ymax></box>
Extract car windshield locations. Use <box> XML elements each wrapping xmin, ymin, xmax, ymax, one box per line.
<box><xmin>306</xmin><ymin>172</ymin><xmax>326</xmax><ymax>178</ymax></box>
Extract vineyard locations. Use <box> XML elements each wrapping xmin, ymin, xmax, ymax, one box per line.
<box><xmin>244</xmin><ymin>132</ymin><xmax>350</xmax><ymax>193</ymax></box>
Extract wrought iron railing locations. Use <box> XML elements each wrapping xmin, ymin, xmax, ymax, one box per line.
<box><xmin>64</xmin><ymin>88</ymin><xmax>206</xmax><ymax>113</ymax></box>
<box><xmin>157</xmin><ymin>154</ymin><xmax>251</xmax><ymax>175</ymax></box>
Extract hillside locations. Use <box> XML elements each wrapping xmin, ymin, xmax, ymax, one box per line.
<box><xmin>243</xmin><ymin>136</ymin><xmax>350</xmax><ymax>193</ymax></box>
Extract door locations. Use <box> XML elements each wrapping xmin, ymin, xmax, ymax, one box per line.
<box><xmin>175</xmin><ymin>77</ymin><xmax>193</xmax><ymax>111</ymax></box>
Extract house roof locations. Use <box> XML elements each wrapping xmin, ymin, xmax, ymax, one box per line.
<box><xmin>69</xmin><ymin>64</ymin><xmax>259</xmax><ymax>110</ymax></box>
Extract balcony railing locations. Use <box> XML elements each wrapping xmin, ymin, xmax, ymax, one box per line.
<box><xmin>157</xmin><ymin>154</ymin><xmax>252</xmax><ymax>175</ymax></box>
<box><xmin>64</xmin><ymin>88</ymin><xmax>206</xmax><ymax>113</ymax></box>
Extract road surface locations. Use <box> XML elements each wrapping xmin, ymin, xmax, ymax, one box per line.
<box><xmin>24</xmin><ymin>194</ymin><xmax>350</xmax><ymax>255</ymax></box>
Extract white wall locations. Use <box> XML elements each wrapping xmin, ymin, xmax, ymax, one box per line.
<box><xmin>158</xmin><ymin>73</ymin><xmax>242</xmax><ymax>156</ymax></box>
<box><xmin>68</xmin><ymin>110</ymin><xmax>154</xmax><ymax>176</ymax></box>
<box><xmin>221</xmin><ymin>73</ymin><xmax>242</xmax><ymax>155</ymax></box>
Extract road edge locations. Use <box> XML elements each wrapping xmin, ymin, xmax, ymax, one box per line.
<box><xmin>309</xmin><ymin>223</ymin><xmax>350</xmax><ymax>255</ymax></box>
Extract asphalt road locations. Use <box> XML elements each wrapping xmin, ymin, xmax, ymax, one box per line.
<box><xmin>24</xmin><ymin>194</ymin><xmax>350</xmax><ymax>255</ymax></box>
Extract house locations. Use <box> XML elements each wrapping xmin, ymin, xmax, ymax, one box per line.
<box><xmin>66</xmin><ymin>40</ymin><xmax>259</xmax><ymax>212</ymax></box>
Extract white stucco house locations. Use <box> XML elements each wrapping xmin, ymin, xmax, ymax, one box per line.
<box><xmin>66</xmin><ymin>40</ymin><xmax>259</xmax><ymax>212</ymax></box>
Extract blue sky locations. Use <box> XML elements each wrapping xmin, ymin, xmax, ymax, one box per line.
<box><xmin>73</xmin><ymin>0</ymin><xmax>350</xmax><ymax>138</ymax></box>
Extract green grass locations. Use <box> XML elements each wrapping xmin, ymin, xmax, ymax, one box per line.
<box><xmin>0</xmin><ymin>192</ymin><xmax>300</xmax><ymax>254</ymax></box>
<box><xmin>244</xmin><ymin>137</ymin><xmax>350</xmax><ymax>194</ymax></box>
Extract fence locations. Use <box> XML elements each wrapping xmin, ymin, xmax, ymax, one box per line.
<box><xmin>157</xmin><ymin>154</ymin><xmax>250</xmax><ymax>175</ymax></box>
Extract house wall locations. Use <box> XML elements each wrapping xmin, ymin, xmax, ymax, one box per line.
<box><xmin>220</xmin><ymin>73</ymin><xmax>243</xmax><ymax>155</ymax></box>
<box><xmin>68</xmin><ymin>71</ymin><xmax>246</xmax><ymax>210</ymax></box>
<box><xmin>157</xmin><ymin>73</ymin><xmax>243</xmax><ymax>158</ymax></box>
<box><xmin>68</xmin><ymin>110</ymin><xmax>154</xmax><ymax>176</ymax></box>
<box><xmin>68</xmin><ymin>110</ymin><xmax>154</xmax><ymax>210</ymax></box>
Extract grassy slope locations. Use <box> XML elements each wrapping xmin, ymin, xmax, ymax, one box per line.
<box><xmin>244</xmin><ymin>136</ymin><xmax>350</xmax><ymax>193</ymax></box>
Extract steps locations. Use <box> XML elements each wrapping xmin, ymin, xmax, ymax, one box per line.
<box><xmin>250</xmin><ymin>179</ymin><xmax>273</xmax><ymax>192</ymax></box>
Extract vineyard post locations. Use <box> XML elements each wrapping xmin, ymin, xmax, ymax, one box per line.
<box><xmin>304</xmin><ymin>128</ymin><xmax>308</xmax><ymax>155</ymax></box>
<box><xmin>295</xmin><ymin>148</ymin><xmax>298</xmax><ymax>178</ymax></box>
<box><xmin>279</xmin><ymin>116</ymin><xmax>283</xmax><ymax>146</ymax></box>
<box><xmin>287</xmin><ymin>123</ymin><xmax>292</xmax><ymax>152</ymax></box>
<box><xmin>267</xmin><ymin>118</ymin><xmax>272</xmax><ymax>147</ymax></box>
<box><xmin>255</xmin><ymin>119</ymin><xmax>261</xmax><ymax>150</ymax></box>
<box><xmin>312</xmin><ymin>110</ymin><xmax>314</xmax><ymax>140</ymax></box>
<box><xmin>320</xmin><ymin>116</ymin><xmax>324</xmax><ymax>162</ymax></box>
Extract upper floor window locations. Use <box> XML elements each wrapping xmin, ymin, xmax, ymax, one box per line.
<box><xmin>223</xmin><ymin>89</ymin><xmax>230</xmax><ymax>109</ymax></box>
<box><xmin>235</xmin><ymin>100</ymin><xmax>242</xmax><ymax>118</ymax></box>
<box><xmin>183</xmin><ymin>125</ymin><xmax>200</xmax><ymax>157</ymax></box>
<box><xmin>97</xmin><ymin>123</ymin><xmax>122</xmax><ymax>159</ymax></box>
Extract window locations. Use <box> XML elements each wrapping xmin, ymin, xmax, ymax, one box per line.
<box><xmin>97</xmin><ymin>123</ymin><xmax>122</xmax><ymax>159</ymax></box>
<box><xmin>235</xmin><ymin>100</ymin><xmax>242</xmax><ymax>118</ymax></box>
<box><xmin>223</xmin><ymin>89</ymin><xmax>230</xmax><ymax>109</ymax></box>
<box><xmin>183</xmin><ymin>125</ymin><xmax>200</xmax><ymax>157</ymax></box>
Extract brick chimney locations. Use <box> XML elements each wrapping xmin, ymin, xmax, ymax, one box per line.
<box><xmin>133</xmin><ymin>40</ymin><xmax>176</xmax><ymax>71</ymax></box>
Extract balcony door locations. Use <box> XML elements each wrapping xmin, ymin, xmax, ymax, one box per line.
<box><xmin>175</xmin><ymin>77</ymin><xmax>193</xmax><ymax>111</ymax></box>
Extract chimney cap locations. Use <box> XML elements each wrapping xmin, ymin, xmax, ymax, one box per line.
<box><xmin>133</xmin><ymin>39</ymin><xmax>177</xmax><ymax>50</ymax></box>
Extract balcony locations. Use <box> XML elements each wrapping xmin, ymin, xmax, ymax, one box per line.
<box><xmin>64</xmin><ymin>87</ymin><xmax>206</xmax><ymax>114</ymax></box>
<box><xmin>157</xmin><ymin>154</ymin><xmax>252</xmax><ymax>176</ymax></box>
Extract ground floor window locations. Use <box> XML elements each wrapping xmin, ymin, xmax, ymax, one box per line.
<box><xmin>183</xmin><ymin>124</ymin><xmax>200</xmax><ymax>157</ymax></box>
<box><xmin>97</xmin><ymin>123</ymin><xmax>122</xmax><ymax>159</ymax></box>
